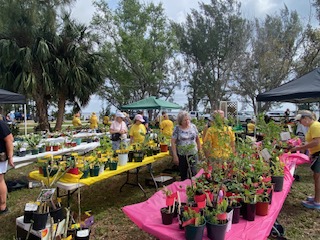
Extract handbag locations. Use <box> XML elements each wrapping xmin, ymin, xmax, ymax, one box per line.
<box><xmin>111</xmin><ymin>133</ymin><xmax>121</xmax><ymax>141</ymax></box>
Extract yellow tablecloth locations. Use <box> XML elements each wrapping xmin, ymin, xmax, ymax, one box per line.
<box><xmin>29</xmin><ymin>152</ymin><xmax>170</xmax><ymax>186</ymax></box>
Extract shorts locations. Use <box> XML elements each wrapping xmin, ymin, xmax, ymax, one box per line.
<box><xmin>311</xmin><ymin>153</ymin><xmax>320</xmax><ymax>173</ymax></box>
<box><xmin>0</xmin><ymin>161</ymin><xmax>8</xmax><ymax>174</ymax></box>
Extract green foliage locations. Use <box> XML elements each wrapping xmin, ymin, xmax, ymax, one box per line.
<box><xmin>182</xmin><ymin>207</ymin><xmax>205</xmax><ymax>226</ymax></box>
<box><xmin>92</xmin><ymin>0</ymin><xmax>180</xmax><ymax>108</ymax></box>
<box><xmin>25</xmin><ymin>134</ymin><xmax>42</xmax><ymax>149</ymax></box>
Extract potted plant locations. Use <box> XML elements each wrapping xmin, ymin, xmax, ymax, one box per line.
<box><xmin>205</xmin><ymin>202</ymin><xmax>229</xmax><ymax>240</ymax></box>
<box><xmin>14</xmin><ymin>141</ymin><xmax>26</xmax><ymax>157</ymax></box>
<box><xmin>89</xmin><ymin>158</ymin><xmax>100</xmax><ymax>177</ymax></box>
<box><xmin>256</xmin><ymin>190</ymin><xmax>270</xmax><ymax>216</ymax></box>
<box><xmin>109</xmin><ymin>157</ymin><xmax>118</xmax><ymax>171</ymax></box>
<box><xmin>270</xmin><ymin>155</ymin><xmax>285</xmax><ymax>192</ymax></box>
<box><xmin>160</xmin><ymin>186</ymin><xmax>176</xmax><ymax>225</ymax></box>
<box><xmin>228</xmin><ymin>193</ymin><xmax>242</xmax><ymax>224</ymax></box>
<box><xmin>158</xmin><ymin>133</ymin><xmax>170</xmax><ymax>152</ymax></box>
<box><xmin>132</xmin><ymin>143</ymin><xmax>145</xmax><ymax>162</ymax></box>
<box><xmin>182</xmin><ymin>207</ymin><xmax>206</xmax><ymax>240</ymax></box>
<box><xmin>80</xmin><ymin>161</ymin><xmax>90</xmax><ymax>179</ymax></box>
<box><xmin>116</xmin><ymin>141</ymin><xmax>129</xmax><ymax>166</ymax></box>
<box><xmin>25</xmin><ymin>134</ymin><xmax>42</xmax><ymax>155</ymax></box>
<box><xmin>242</xmin><ymin>188</ymin><xmax>257</xmax><ymax>221</ymax></box>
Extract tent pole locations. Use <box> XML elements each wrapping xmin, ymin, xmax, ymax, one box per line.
<box><xmin>24</xmin><ymin>104</ymin><xmax>27</xmax><ymax>135</ymax></box>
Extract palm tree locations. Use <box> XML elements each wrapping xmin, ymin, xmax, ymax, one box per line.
<box><xmin>49</xmin><ymin>13</ymin><xmax>105</xmax><ymax>131</ymax></box>
<box><xmin>0</xmin><ymin>0</ymin><xmax>76</xmax><ymax>131</ymax></box>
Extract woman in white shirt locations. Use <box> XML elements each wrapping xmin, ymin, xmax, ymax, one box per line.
<box><xmin>110</xmin><ymin>112</ymin><xmax>128</xmax><ymax>150</ymax></box>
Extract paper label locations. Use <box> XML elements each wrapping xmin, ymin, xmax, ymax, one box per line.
<box><xmin>260</xmin><ymin>148</ymin><xmax>271</xmax><ymax>161</ymax></box>
<box><xmin>280</xmin><ymin>132</ymin><xmax>291</xmax><ymax>141</ymax></box>
<box><xmin>24</xmin><ymin>203</ymin><xmax>38</xmax><ymax>211</ymax></box>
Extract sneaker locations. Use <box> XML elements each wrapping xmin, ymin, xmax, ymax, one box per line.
<box><xmin>306</xmin><ymin>196</ymin><xmax>314</xmax><ymax>202</ymax></box>
<box><xmin>0</xmin><ymin>207</ymin><xmax>8</xmax><ymax>215</ymax></box>
<box><xmin>301</xmin><ymin>201</ymin><xmax>320</xmax><ymax>209</ymax></box>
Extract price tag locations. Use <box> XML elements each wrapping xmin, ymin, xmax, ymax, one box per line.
<box><xmin>24</xmin><ymin>203</ymin><xmax>38</xmax><ymax>211</ymax></box>
<box><xmin>280</xmin><ymin>132</ymin><xmax>291</xmax><ymax>141</ymax></box>
<box><xmin>260</xmin><ymin>148</ymin><xmax>271</xmax><ymax>161</ymax></box>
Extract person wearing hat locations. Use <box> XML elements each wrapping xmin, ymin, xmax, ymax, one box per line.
<box><xmin>129</xmin><ymin>114</ymin><xmax>146</xmax><ymax>144</ymax></box>
<box><xmin>89</xmin><ymin>112</ymin><xmax>99</xmax><ymax>129</ymax></box>
<box><xmin>137</xmin><ymin>110</ymin><xmax>149</xmax><ymax>133</ymax></box>
<box><xmin>72</xmin><ymin>112</ymin><xmax>82</xmax><ymax>127</ymax></box>
<box><xmin>291</xmin><ymin>110</ymin><xmax>320</xmax><ymax>209</ymax></box>
<box><xmin>110</xmin><ymin>112</ymin><xmax>128</xmax><ymax>150</ymax></box>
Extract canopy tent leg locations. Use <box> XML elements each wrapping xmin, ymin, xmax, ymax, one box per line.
<box><xmin>24</xmin><ymin>104</ymin><xmax>27</xmax><ymax>136</ymax></box>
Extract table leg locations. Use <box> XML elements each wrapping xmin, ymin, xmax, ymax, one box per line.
<box><xmin>119</xmin><ymin>167</ymin><xmax>147</xmax><ymax>197</ymax></box>
<box><xmin>147</xmin><ymin>163</ymin><xmax>158</xmax><ymax>191</ymax></box>
<box><xmin>56</xmin><ymin>187</ymin><xmax>78</xmax><ymax>207</ymax></box>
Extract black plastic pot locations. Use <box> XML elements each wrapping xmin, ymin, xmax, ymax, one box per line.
<box><xmin>32</xmin><ymin>212</ymin><xmax>49</xmax><ymax>230</ymax></box>
<box><xmin>243</xmin><ymin>203</ymin><xmax>256</xmax><ymax>221</ymax></box>
<box><xmin>185</xmin><ymin>222</ymin><xmax>206</xmax><ymax>240</ymax></box>
<box><xmin>50</xmin><ymin>207</ymin><xmax>65</xmax><ymax>223</ymax></box>
<box><xmin>24</xmin><ymin>210</ymin><xmax>36</xmax><ymax>223</ymax></box>
<box><xmin>161</xmin><ymin>207</ymin><xmax>174</xmax><ymax>225</ymax></box>
<box><xmin>128</xmin><ymin>151</ymin><xmax>134</xmax><ymax>162</ymax></box>
<box><xmin>206</xmin><ymin>220</ymin><xmax>228</xmax><ymax>240</ymax></box>
<box><xmin>232</xmin><ymin>204</ymin><xmax>242</xmax><ymax>224</ymax></box>
<box><xmin>272</xmin><ymin>176</ymin><xmax>284</xmax><ymax>192</ymax></box>
<box><xmin>133</xmin><ymin>151</ymin><xmax>144</xmax><ymax>162</ymax></box>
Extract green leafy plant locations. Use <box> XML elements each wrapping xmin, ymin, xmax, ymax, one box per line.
<box><xmin>182</xmin><ymin>207</ymin><xmax>205</xmax><ymax>227</ymax></box>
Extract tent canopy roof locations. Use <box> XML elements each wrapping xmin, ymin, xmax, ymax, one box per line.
<box><xmin>121</xmin><ymin>96</ymin><xmax>181</xmax><ymax>110</ymax></box>
<box><xmin>0</xmin><ymin>89</ymin><xmax>26</xmax><ymax>104</ymax></box>
<box><xmin>256</xmin><ymin>68</ymin><xmax>320</xmax><ymax>103</ymax></box>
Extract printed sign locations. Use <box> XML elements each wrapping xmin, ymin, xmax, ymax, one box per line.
<box><xmin>280</xmin><ymin>132</ymin><xmax>291</xmax><ymax>141</ymax></box>
<box><xmin>37</xmin><ymin>188</ymin><xmax>56</xmax><ymax>202</ymax></box>
<box><xmin>260</xmin><ymin>148</ymin><xmax>271</xmax><ymax>161</ymax></box>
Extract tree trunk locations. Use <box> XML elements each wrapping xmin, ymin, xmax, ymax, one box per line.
<box><xmin>33</xmin><ymin>92</ymin><xmax>50</xmax><ymax>131</ymax></box>
<box><xmin>54</xmin><ymin>93</ymin><xmax>66</xmax><ymax>131</ymax></box>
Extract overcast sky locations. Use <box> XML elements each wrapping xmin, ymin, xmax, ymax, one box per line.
<box><xmin>68</xmin><ymin>0</ymin><xmax>318</xmax><ymax>113</ymax></box>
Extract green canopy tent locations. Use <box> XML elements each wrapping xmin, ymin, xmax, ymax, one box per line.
<box><xmin>121</xmin><ymin>96</ymin><xmax>182</xmax><ymax>110</ymax></box>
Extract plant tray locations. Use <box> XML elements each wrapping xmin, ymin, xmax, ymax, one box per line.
<box><xmin>145</xmin><ymin>175</ymin><xmax>176</xmax><ymax>188</ymax></box>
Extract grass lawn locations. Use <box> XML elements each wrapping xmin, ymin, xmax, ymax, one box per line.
<box><xmin>1</xmin><ymin>158</ymin><xmax>320</xmax><ymax>239</ymax></box>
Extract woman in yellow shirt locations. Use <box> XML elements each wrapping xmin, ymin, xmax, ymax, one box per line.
<box><xmin>292</xmin><ymin>110</ymin><xmax>320</xmax><ymax>209</ymax></box>
<box><xmin>203</xmin><ymin>111</ymin><xmax>236</xmax><ymax>159</ymax></box>
<box><xmin>160</xmin><ymin>111</ymin><xmax>174</xmax><ymax>138</ymax></box>
<box><xmin>72</xmin><ymin>112</ymin><xmax>82</xmax><ymax>127</ymax></box>
<box><xmin>129</xmin><ymin>114</ymin><xmax>146</xmax><ymax>144</ymax></box>
<box><xmin>89</xmin><ymin>112</ymin><xmax>98</xmax><ymax>129</ymax></box>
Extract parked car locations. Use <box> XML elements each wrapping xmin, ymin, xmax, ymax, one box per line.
<box><xmin>266</xmin><ymin>111</ymin><xmax>295</xmax><ymax>122</ymax></box>
<box><xmin>237</xmin><ymin>111</ymin><xmax>253</xmax><ymax>123</ymax></box>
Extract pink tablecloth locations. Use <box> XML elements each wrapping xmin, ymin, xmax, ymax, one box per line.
<box><xmin>123</xmin><ymin>155</ymin><xmax>301</xmax><ymax>240</ymax></box>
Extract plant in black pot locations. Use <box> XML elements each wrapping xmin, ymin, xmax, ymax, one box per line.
<box><xmin>160</xmin><ymin>186</ymin><xmax>176</xmax><ymax>225</ymax></box>
<box><xmin>228</xmin><ymin>193</ymin><xmax>242</xmax><ymax>224</ymax></box>
<box><xmin>182</xmin><ymin>207</ymin><xmax>206</xmax><ymax>240</ymax></box>
<box><xmin>205</xmin><ymin>203</ymin><xmax>229</xmax><ymax>240</ymax></box>
<box><xmin>25</xmin><ymin>134</ymin><xmax>42</xmax><ymax>155</ymax></box>
<box><xmin>270</xmin><ymin>155</ymin><xmax>285</xmax><ymax>192</ymax></box>
<box><xmin>242</xmin><ymin>188</ymin><xmax>257</xmax><ymax>221</ymax></box>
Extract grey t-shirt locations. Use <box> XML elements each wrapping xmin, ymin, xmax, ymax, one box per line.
<box><xmin>172</xmin><ymin>124</ymin><xmax>199</xmax><ymax>155</ymax></box>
